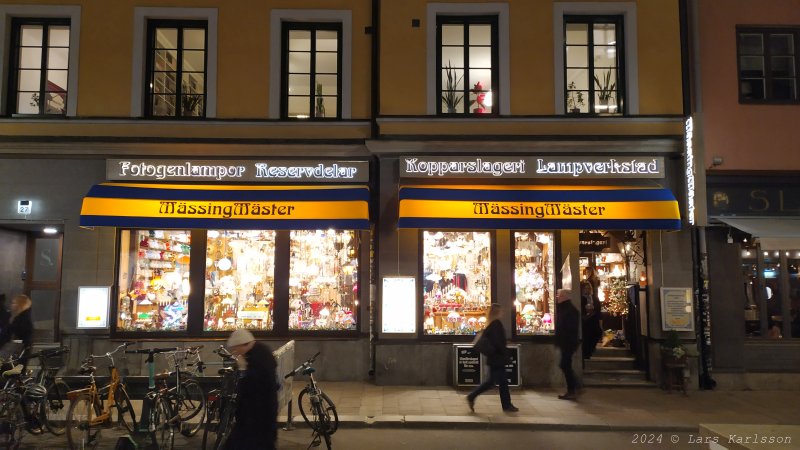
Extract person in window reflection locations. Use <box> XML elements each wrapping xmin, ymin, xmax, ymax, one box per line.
<box><xmin>580</xmin><ymin>281</ymin><xmax>602</xmax><ymax>359</ymax></box>
<box><xmin>225</xmin><ymin>329</ymin><xmax>278</xmax><ymax>450</ymax></box>
<box><xmin>466</xmin><ymin>304</ymin><xmax>518</xmax><ymax>413</ymax></box>
<box><xmin>555</xmin><ymin>289</ymin><xmax>580</xmax><ymax>400</ymax></box>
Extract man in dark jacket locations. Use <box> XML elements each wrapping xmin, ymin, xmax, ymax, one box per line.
<box><xmin>555</xmin><ymin>289</ymin><xmax>580</xmax><ymax>400</ymax></box>
<box><xmin>225</xmin><ymin>329</ymin><xmax>278</xmax><ymax>450</ymax></box>
<box><xmin>466</xmin><ymin>304</ymin><xmax>518</xmax><ymax>412</ymax></box>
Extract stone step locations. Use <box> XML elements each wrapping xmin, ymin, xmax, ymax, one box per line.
<box><xmin>583</xmin><ymin>356</ymin><xmax>638</xmax><ymax>371</ymax></box>
<box><xmin>582</xmin><ymin>378</ymin><xmax>658</xmax><ymax>388</ymax></box>
<box><xmin>584</xmin><ymin>369</ymin><xmax>649</xmax><ymax>382</ymax></box>
<box><xmin>592</xmin><ymin>346</ymin><xmax>633</xmax><ymax>358</ymax></box>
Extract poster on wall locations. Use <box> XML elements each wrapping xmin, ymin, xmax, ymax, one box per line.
<box><xmin>454</xmin><ymin>345</ymin><xmax>482</xmax><ymax>386</ymax></box>
<box><xmin>660</xmin><ymin>287</ymin><xmax>694</xmax><ymax>331</ymax></box>
<box><xmin>381</xmin><ymin>277</ymin><xmax>416</xmax><ymax>333</ymax></box>
<box><xmin>77</xmin><ymin>286</ymin><xmax>111</xmax><ymax>329</ymax></box>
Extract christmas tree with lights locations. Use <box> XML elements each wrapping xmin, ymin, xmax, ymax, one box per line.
<box><xmin>605</xmin><ymin>277</ymin><xmax>629</xmax><ymax>317</ymax></box>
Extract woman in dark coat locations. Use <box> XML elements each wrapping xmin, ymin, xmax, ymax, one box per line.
<box><xmin>580</xmin><ymin>281</ymin><xmax>603</xmax><ymax>359</ymax></box>
<box><xmin>0</xmin><ymin>294</ymin><xmax>33</xmax><ymax>350</ymax></box>
<box><xmin>466</xmin><ymin>304</ymin><xmax>518</xmax><ymax>412</ymax></box>
<box><xmin>555</xmin><ymin>289</ymin><xmax>580</xmax><ymax>400</ymax></box>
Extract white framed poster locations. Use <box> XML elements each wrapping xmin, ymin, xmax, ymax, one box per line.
<box><xmin>381</xmin><ymin>277</ymin><xmax>416</xmax><ymax>334</ymax></box>
<box><xmin>660</xmin><ymin>287</ymin><xmax>694</xmax><ymax>331</ymax></box>
<box><xmin>77</xmin><ymin>286</ymin><xmax>111</xmax><ymax>329</ymax></box>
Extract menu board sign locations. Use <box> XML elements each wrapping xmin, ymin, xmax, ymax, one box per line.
<box><xmin>660</xmin><ymin>287</ymin><xmax>694</xmax><ymax>331</ymax></box>
<box><xmin>381</xmin><ymin>277</ymin><xmax>416</xmax><ymax>334</ymax></box>
<box><xmin>77</xmin><ymin>286</ymin><xmax>111</xmax><ymax>329</ymax></box>
<box><xmin>454</xmin><ymin>345</ymin><xmax>482</xmax><ymax>386</ymax></box>
<box><xmin>504</xmin><ymin>345</ymin><xmax>521</xmax><ymax>387</ymax></box>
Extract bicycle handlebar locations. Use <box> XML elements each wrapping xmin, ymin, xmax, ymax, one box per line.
<box><xmin>87</xmin><ymin>341</ymin><xmax>135</xmax><ymax>361</ymax></box>
<box><xmin>284</xmin><ymin>351</ymin><xmax>321</xmax><ymax>379</ymax></box>
<box><xmin>27</xmin><ymin>346</ymin><xmax>70</xmax><ymax>360</ymax></box>
<box><xmin>124</xmin><ymin>347</ymin><xmax>180</xmax><ymax>355</ymax></box>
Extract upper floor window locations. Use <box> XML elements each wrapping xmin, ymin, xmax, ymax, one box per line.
<box><xmin>564</xmin><ymin>16</ymin><xmax>624</xmax><ymax>115</ymax></box>
<box><xmin>7</xmin><ymin>18</ymin><xmax>70</xmax><ymax>115</ymax></box>
<box><xmin>146</xmin><ymin>20</ymin><xmax>207</xmax><ymax>118</ymax></box>
<box><xmin>738</xmin><ymin>28</ymin><xmax>799</xmax><ymax>103</ymax></box>
<box><xmin>281</xmin><ymin>23</ymin><xmax>341</xmax><ymax>119</ymax></box>
<box><xmin>437</xmin><ymin>15</ymin><xmax>498</xmax><ymax>115</ymax></box>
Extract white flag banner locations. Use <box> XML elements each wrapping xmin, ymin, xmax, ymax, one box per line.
<box><xmin>561</xmin><ymin>253</ymin><xmax>572</xmax><ymax>290</ymax></box>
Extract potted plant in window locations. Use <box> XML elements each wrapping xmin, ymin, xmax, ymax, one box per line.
<box><xmin>180</xmin><ymin>81</ymin><xmax>203</xmax><ymax>117</ymax></box>
<box><xmin>315</xmin><ymin>82</ymin><xmax>326</xmax><ymax>118</ymax></box>
<box><xmin>441</xmin><ymin>61</ymin><xmax>463</xmax><ymax>114</ymax></box>
<box><xmin>593</xmin><ymin>71</ymin><xmax>617</xmax><ymax>113</ymax></box>
<box><xmin>566</xmin><ymin>81</ymin><xmax>585</xmax><ymax>113</ymax></box>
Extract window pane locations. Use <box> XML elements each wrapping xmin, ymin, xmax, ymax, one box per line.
<box><xmin>441</xmin><ymin>47</ymin><xmax>464</xmax><ymax>68</ymax></box>
<box><xmin>770</xmin><ymin>34</ymin><xmax>794</xmax><ymax>55</ymax></box>
<box><xmin>152</xmin><ymin>94</ymin><xmax>176</xmax><ymax>116</ymax></box>
<box><xmin>183</xmin><ymin>28</ymin><xmax>205</xmax><ymax>50</ymax></box>
<box><xmin>764</xmin><ymin>252</ymin><xmax>783</xmax><ymax>338</ymax></box>
<box><xmin>18</xmin><ymin>69</ymin><xmax>41</xmax><ymax>91</ymax></box>
<box><xmin>289</xmin><ymin>52</ymin><xmax>311</xmax><ymax>73</ymax></box>
<box><xmin>288</xmin><ymin>96</ymin><xmax>310</xmax><ymax>117</ymax></box>
<box><xmin>289</xmin><ymin>74</ymin><xmax>311</xmax><ymax>95</ymax></box>
<box><xmin>441</xmin><ymin>91</ymin><xmax>464</xmax><ymax>113</ymax></box>
<box><xmin>183</xmin><ymin>50</ymin><xmax>205</xmax><ymax>72</ymax></box>
<box><xmin>180</xmin><ymin>94</ymin><xmax>204</xmax><ymax>116</ymax></box>
<box><xmin>289</xmin><ymin>30</ymin><xmax>311</xmax><ymax>51</ymax></box>
<box><xmin>316</xmin><ymin>52</ymin><xmax>338</xmax><ymax>74</ymax></box>
<box><xmin>441</xmin><ymin>24</ymin><xmax>463</xmax><ymax>46</ymax></box>
<box><xmin>514</xmin><ymin>232</ymin><xmax>555</xmax><ymax>336</ymax></box>
<box><xmin>316</xmin><ymin>30</ymin><xmax>338</xmax><ymax>51</ymax></box>
<box><xmin>317</xmin><ymin>96</ymin><xmax>337</xmax><ymax>118</ymax></box>
<box><xmin>593</xmin><ymin>23</ymin><xmax>616</xmax><ymax>46</ymax></box>
<box><xmin>771</xmin><ymin>78</ymin><xmax>796</xmax><ymax>100</ymax></box>
<box><xmin>153</xmin><ymin>72</ymin><xmax>177</xmax><ymax>94</ymax></box>
<box><xmin>182</xmin><ymin>73</ymin><xmax>204</xmax><ymax>94</ymax></box>
<box><xmin>566</xmin><ymin>46</ymin><xmax>588</xmax><ymax>67</ymax></box>
<box><xmin>315</xmin><ymin>74</ymin><xmax>337</xmax><ymax>95</ymax></box>
<box><xmin>289</xmin><ymin>230</ymin><xmax>359</xmax><ymax>331</ymax></box>
<box><xmin>155</xmin><ymin>28</ymin><xmax>178</xmax><ymax>49</ymax></box>
<box><xmin>16</xmin><ymin>92</ymin><xmax>39</xmax><ymax>114</ymax></box>
<box><xmin>423</xmin><ymin>231</ymin><xmax>491</xmax><ymax>335</ymax></box>
<box><xmin>789</xmin><ymin>254</ymin><xmax>800</xmax><ymax>338</ymax></box>
<box><xmin>154</xmin><ymin>49</ymin><xmax>178</xmax><ymax>71</ymax></box>
<box><xmin>469</xmin><ymin>25</ymin><xmax>491</xmax><ymax>45</ymax></box>
<box><xmin>20</xmin><ymin>47</ymin><xmax>42</xmax><ymax>69</ymax></box>
<box><xmin>565</xmin><ymin>23</ymin><xmax>588</xmax><ymax>45</ymax></box>
<box><xmin>739</xmin><ymin>56</ymin><xmax>764</xmax><ymax>78</ymax></box>
<box><xmin>45</xmin><ymin>92</ymin><xmax>66</xmax><ymax>114</ymax></box>
<box><xmin>46</xmin><ymin>70</ymin><xmax>68</xmax><ymax>92</ymax></box>
<box><xmin>204</xmin><ymin>230</ymin><xmax>276</xmax><ymax>331</ymax></box>
<box><xmin>594</xmin><ymin>45</ymin><xmax>617</xmax><ymax>68</ymax></box>
<box><xmin>739</xmin><ymin>33</ymin><xmax>763</xmax><ymax>54</ymax></box>
<box><xmin>48</xmin><ymin>26</ymin><xmax>70</xmax><ymax>46</ymax></box>
<box><xmin>33</xmin><ymin>238</ymin><xmax>59</xmax><ymax>281</ymax></box>
<box><xmin>771</xmin><ymin>56</ymin><xmax>795</xmax><ymax>78</ymax></box>
<box><xmin>742</xmin><ymin>249</ymin><xmax>759</xmax><ymax>337</ymax></box>
<box><xmin>117</xmin><ymin>230</ymin><xmax>191</xmax><ymax>332</ymax></box>
<box><xmin>442</xmin><ymin>67</ymin><xmax>465</xmax><ymax>91</ymax></box>
<box><xmin>741</xmin><ymin>79</ymin><xmax>765</xmax><ymax>100</ymax></box>
<box><xmin>468</xmin><ymin>69</ymin><xmax>491</xmax><ymax>113</ymax></box>
<box><xmin>566</xmin><ymin>68</ymin><xmax>589</xmax><ymax>90</ymax></box>
<box><xmin>21</xmin><ymin>25</ymin><xmax>43</xmax><ymax>46</ymax></box>
<box><xmin>31</xmin><ymin>290</ymin><xmax>57</xmax><ymax>342</ymax></box>
<box><xmin>469</xmin><ymin>47</ymin><xmax>492</xmax><ymax>68</ymax></box>
<box><xmin>47</xmin><ymin>47</ymin><xmax>69</xmax><ymax>69</ymax></box>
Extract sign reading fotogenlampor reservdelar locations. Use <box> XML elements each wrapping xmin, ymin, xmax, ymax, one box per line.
<box><xmin>77</xmin><ymin>286</ymin><xmax>111</xmax><ymax>329</ymax></box>
<box><xmin>381</xmin><ymin>277</ymin><xmax>416</xmax><ymax>334</ymax></box>
<box><xmin>400</xmin><ymin>156</ymin><xmax>665</xmax><ymax>179</ymax></box>
<box><xmin>106</xmin><ymin>159</ymin><xmax>370</xmax><ymax>183</ymax></box>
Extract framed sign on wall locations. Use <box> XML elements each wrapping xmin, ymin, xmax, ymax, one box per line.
<box><xmin>77</xmin><ymin>286</ymin><xmax>111</xmax><ymax>329</ymax></box>
<box><xmin>381</xmin><ymin>277</ymin><xmax>416</xmax><ymax>334</ymax></box>
<box><xmin>660</xmin><ymin>287</ymin><xmax>694</xmax><ymax>332</ymax></box>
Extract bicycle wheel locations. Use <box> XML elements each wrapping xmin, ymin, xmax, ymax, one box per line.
<box><xmin>314</xmin><ymin>403</ymin><xmax>333</xmax><ymax>450</ymax></box>
<box><xmin>176</xmin><ymin>378</ymin><xmax>205</xmax><ymax>437</ymax></box>
<box><xmin>149</xmin><ymin>396</ymin><xmax>175</xmax><ymax>450</ymax></box>
<box><xmin>298</xmin><ymin>389</ymin><xmax>339</xmax><ymax>435</ymax></box>
<box><xmin>0</xmin><ymin>403</ymin><xmax>25</xmax><ymax>450</ymax></box>
<box><xmin>200</xmin><ymin>397</ymin><xmax>219</xmax><ymax>450</ymax></box>
<box><xmin>213</xmin><ymin>399</ymin><xmax>235</xmax><ymax>450</ymax></box>
<box><xmin>113</xmin><ymin>386</ymin><xmax>137</xmax><ymax>432</ymax></box>
<box><xmin>66</xmin><ymin>394</ymin><xmax>100</xmax><ymax>450</ymax></box>
<box><xmin>41</xmin><ymin>380</ymin><xmax>70</xmax><ymax>435</ymax></box>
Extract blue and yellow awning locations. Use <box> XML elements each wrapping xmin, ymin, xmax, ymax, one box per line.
<box><xmin>80</xmin><ymin>183</ymin><xmax>370</xmax><ymax>229</ymax></box>
<box><xmin>399</xmin><ymin>185</ymin><xmax>681</xmax><ymax>230</ymax></box>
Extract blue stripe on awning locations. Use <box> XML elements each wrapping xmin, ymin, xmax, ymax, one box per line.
<box><xmin>397</xmin><ymin>218</ymin><xmax>682</xmax><ymax>231</ymax></box>
<box><xmin>81</xmin><ymin>216</ymin><xmax>369</xmax><ymax>230</ymax></box>
<box><xmin>399</xmin><ymin>186</ymin><xmax>678</xmax><ymax>203</ymax></box>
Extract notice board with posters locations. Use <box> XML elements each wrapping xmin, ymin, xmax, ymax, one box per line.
<box><xmin>454</xmin><ymin>345</ymin><xmax>482</xmax><ymax>386</ymax></box>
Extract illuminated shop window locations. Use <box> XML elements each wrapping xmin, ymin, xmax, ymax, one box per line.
<box><xmin>117</xmin><ymin>230</ymin><xmax>191</xmax><ymax>331</ymax></box>
<box><xmin>423</xmin><ymin>231</ymin><xmax>492</xmax><ymax>335</ymax></box>
<box><xmin>513</xmin><ymin>232</ymin><xmax>555</xmax><ymax>335</ymax></box>
<box><xmin>289</xmin><ymin>230</ymin><xmax>359</xmax><ymax>331</ymax></box>
<box><xmin>204</xmin><ymin>230</ymin><xmax>276</xmax><ymax>331</ymax></box>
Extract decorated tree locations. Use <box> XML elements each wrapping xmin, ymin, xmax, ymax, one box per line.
<box><xmin>605</xmin><ymin>277</ymin><xmax>629</xmax><ymax>317</ymax></box>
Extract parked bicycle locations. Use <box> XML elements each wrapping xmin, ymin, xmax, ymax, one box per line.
<box><xmin>155</xmin><ymin>346</ymin><xmax>206</xmax><ymax>437</ymax></box>
<box><xmin>124</xmin><ymin>347</ymin><xmax>180</xmax><ymax>450</ymax></box>
<box><xmin>26</xmin><ymin>346</ymin><xmax>71</xmax><ymax>435</ymax></box>
<box><xmin>285</xmin><ymin>352</ymin><xmax>338</xmax><ymax>450</ymax></box>
<box><xmin>0</xmin><ymin>350</ymin><xmax>48</xmax><ymax>450</ymax></box>
<box><xmin>201</xmin><ymin>345</ymin><xmax>238</xmax><ymax>450</ymax></box>
<box><xmin>65</xmin><ymin>342</ymin><xmax>137</xmax><ymax>450</ymax></box>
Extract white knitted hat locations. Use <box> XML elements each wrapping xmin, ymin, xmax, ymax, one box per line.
<box><xmin>226</xmin><ymin>329</ymin><xmax>255</xmax><ymax>348</ymax></box>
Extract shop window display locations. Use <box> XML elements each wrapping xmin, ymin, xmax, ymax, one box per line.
<box><xmin>204</xmin><ymin>230</ymin><xmax>276</xmax><ymax>331</ymax></box>
<box><xmin>513</xmin><ymin>232</ymin><xmax>555</xmax><ymax>335</ymax></box>
<box><xmin>423</xmin><ymin>231</ymin><xmax>491</xmax><ymax>335</ymax></box>
<box><xmin>289</xmin><ymin>230</ymin><xmax>359</xmax><ymax>331</ymax></box>
<box><xmin>117</xmin><ymin>230</ymin><xmax>191</xmax><ymax>331</ymax></box>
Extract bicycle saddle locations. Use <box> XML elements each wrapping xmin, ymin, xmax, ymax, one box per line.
<box><xmin>154</xmin><ymin>371</ymin><xmax>171</xmax><ymax>380</ymax></box>
<box><xmin>2</xmin><ymin>364</ymin><xmax>23</xmax><ymax>378</ymax></box>
<box><xmin>78</xmin><ymin>365</ymin><xmax>97</xmax><ymax>375</ymax></box>
<box><xmin>218</xmin><ymin>367</ymin><xmax>235</xmax><ymax>376</ymax></box>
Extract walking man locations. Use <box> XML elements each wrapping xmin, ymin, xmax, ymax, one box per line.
<box><xmin>555</xmin><ymin>289</ymin><xmax>580</xmax><ymax>400</ymax></box>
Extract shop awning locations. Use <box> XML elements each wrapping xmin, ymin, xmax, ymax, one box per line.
<box><xmin>398</xmin><ymin>185</ymin><xmax>681</xmax><ymax>230</ymax></box>
<box><xmin>80</xmin><ymin>183</ymin><xmax>370</xmax><ymax>229</ymax></box>
<box><xmin>716</xmin><ymin>217</ymin><xmax>800</xmax><ymax>250</ymax></box>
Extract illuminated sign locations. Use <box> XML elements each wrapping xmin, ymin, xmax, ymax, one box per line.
<box><xmin>381</xmin><ymin>277</ymin><xmax>416</xmax><ymax>334</ymax></box>
<box><xmin>107</xmin><ymin>159</ymin><xmax>369</xmax><ymax>183</ymax></box>
<box><xmin>401</xmin><ymin>156</ymin><xmax>664</xmax><ymax>178</ymax></box>
<box><xmin>685</xmin><ymin>118</ymin><xmax>696</xmax><ymax>225</ymax></box>
<box><xmin>77</xmin><ymin>286</ymin><xmax>110</xmax><ymax>329</ymax></box>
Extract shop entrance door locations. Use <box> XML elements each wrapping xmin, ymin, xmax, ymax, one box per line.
<box><xmin>25</xmin><ymin>231</ymin><xmax>63</xmax><ymax>342</ymax></box>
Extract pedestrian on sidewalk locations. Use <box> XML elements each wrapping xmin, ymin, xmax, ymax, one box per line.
<box><xmin>225</xmin><ymin>329</ymin><xmax>279</xmax><ymax>450</ymax></box>
<box><xmin>466</xmin><ymin>304</ymin><xmax>519</xmax><ymax>413</ymax></box>
<box><xmin>555</xmin><ymin>289</ymin><xmax>580</xmax><ymax>400</ymax></box>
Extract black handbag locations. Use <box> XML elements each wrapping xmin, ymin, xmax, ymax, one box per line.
<box><xmin>472</xmin><ymin>331</ymin><xmax>494</xmax><ymax>355</ymax></box>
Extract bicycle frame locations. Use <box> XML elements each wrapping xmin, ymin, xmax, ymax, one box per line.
<box><xmin>67</xmin><ymin>343</ymin><xmax>130</xmax><ymax>426</ymax></box>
